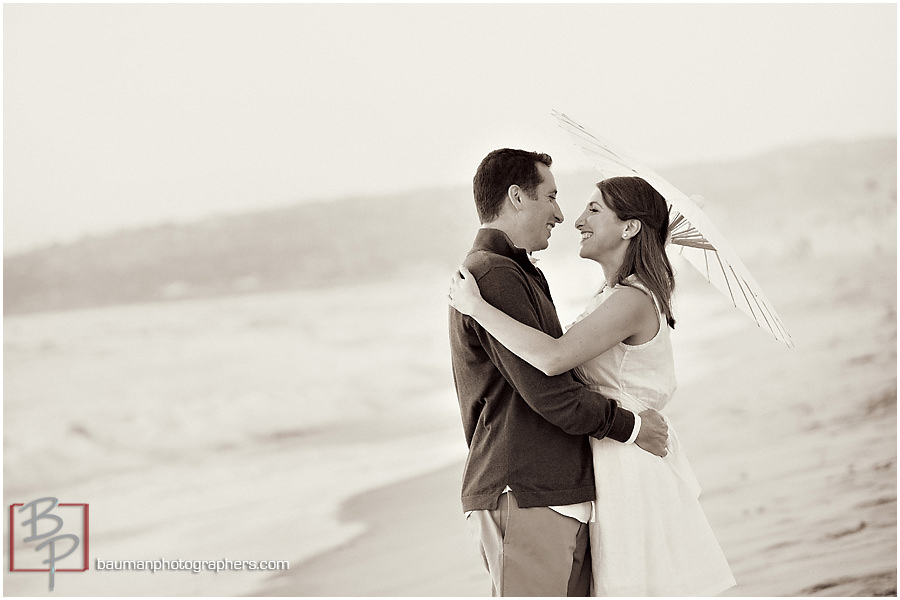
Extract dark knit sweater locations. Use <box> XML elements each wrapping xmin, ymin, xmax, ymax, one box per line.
<box><xmin>449</xmin><ymin>228</ymin><xmax>635</xmax><ymax>512</ymax></box>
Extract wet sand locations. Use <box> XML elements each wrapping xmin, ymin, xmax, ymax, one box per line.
<box><xmin>256</xmin><ymin>462</ymin><xmax>486</xmax><ymax>597</ymax></box>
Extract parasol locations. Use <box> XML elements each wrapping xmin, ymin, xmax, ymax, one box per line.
<box><xmin>552</xmin><ymin>110</ymin><xmax>794</xmax><ymax>348</ymax></box>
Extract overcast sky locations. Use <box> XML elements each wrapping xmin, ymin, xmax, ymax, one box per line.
<box><xmin>3</xmin><ymin>3</ymin><xmax>896</xmax><ymax>254</ymax></box>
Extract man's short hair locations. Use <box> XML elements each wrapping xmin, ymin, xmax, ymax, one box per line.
<box><xmin>473</xmin><ymin>149</ymin><xmax>553</xmax><ymax>224</ymax></box>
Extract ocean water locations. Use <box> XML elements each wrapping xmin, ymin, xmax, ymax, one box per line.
<box><xmin>4</xmin><ymin>276</ymin><xmax>468</xmax><ymax>596</ymax></box>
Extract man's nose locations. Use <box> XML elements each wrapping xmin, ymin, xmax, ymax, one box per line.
<box><xmin>552</xmin><ymin>201</ymin><xmax>564</xmax><ymax>224</ymax></box>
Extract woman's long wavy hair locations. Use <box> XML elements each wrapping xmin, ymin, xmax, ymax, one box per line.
<box><xmin>598</xmin><ymin>176</ymin><xmax>676</xmax><ymax>328</ymax></box>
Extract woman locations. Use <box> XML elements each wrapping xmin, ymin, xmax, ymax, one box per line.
<box><xmin>448</xmin><ymin>176</ymin><xmax>736</xmax><ymax>596</ymax></box>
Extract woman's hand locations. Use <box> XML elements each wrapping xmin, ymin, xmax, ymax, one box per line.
<box><xmin>448</xmin><ymin>265</ymin><xmax>485</xmax><ymax>317</ymax></box>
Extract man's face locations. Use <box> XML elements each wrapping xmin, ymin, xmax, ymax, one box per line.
<box><xmin>518</xmin><ymin>163</ymin><xmax>564</xmax><ymax>252</ymax></box>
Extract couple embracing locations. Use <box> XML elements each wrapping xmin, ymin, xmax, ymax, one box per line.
<box><xmin>448</xmin><ymin>148</ymin><xmax>736</xmax><ymax>596</ymax></box>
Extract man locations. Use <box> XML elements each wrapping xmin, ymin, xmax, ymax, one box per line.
<box><xmin>449</xmin><ymin>149</ymin><xmax>668</xmax><ymax>597</ymax></box>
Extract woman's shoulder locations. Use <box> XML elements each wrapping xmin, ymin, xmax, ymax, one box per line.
<box><xmin>614</xmin><ymin>276</ymin><xmax>652</xmax><ymax>298</ymax></box>
<box><xmin>613</xmin><ymin>277</ymin><xmax>660</xmax><ymax>314</ymax></box>
<box><xmin>611</xmin><ymin>277</ymin><xmax>665</xmax><ymax>344</ymax></box>
<box><xmin>596</xmin><ymin>281</ymin><xmax>654</xmax><ymax>316</ymax></box>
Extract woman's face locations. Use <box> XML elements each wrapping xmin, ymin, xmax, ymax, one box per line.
<box><xmin>574</xmin><ymin>188</ymin><xmax>627</xmax><ymax>261</ymax></box>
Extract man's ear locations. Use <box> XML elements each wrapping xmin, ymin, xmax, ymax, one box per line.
<box><xmin>507</xmin><ymin>185</ymin><xmax>525</xmax><ymax>212</ymax></box>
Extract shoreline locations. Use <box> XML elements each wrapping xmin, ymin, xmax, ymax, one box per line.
<box><xmin>253</xmin><ymin>461</ymin><xmax>487</xmax><ymax>597</ymax></box>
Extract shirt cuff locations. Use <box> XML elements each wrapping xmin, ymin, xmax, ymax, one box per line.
<box><xmin>624</xmin><ymin>412</ymin><xmax>641</xmax><ymax>444</ymax></box>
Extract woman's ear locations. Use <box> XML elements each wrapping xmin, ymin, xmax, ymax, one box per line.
<box><xmin>623</xmin><ymin>219</ymin><xmax>642</xmax><ymax>239</ymax></box>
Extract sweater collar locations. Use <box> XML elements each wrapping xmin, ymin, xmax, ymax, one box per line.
<box><xmin>470</xmin><ymin>228</ymin><xmax>541</xmax><ymax>276</ymax></box>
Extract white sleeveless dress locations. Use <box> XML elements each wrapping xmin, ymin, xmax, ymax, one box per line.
<box><xmin>570</xmin><ymin>278</ymin><xmax>736</xmax><ymax>597</ymax></box>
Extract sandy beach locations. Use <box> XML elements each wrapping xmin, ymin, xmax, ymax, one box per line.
<box><xmin>256</xmin><ymin>462</ymin><xmax>485</xmax><ymax>597</ymax></box>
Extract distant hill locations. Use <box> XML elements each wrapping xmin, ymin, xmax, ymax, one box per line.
<box><xmin>4</xmin><ymin>137</ymin><xmax>896</xmax><ymax>315</ymax></box>
<box><xmin>4</xmin><ymin>185</ymin><xmax>482</xmax><ymax>315</ymax></box>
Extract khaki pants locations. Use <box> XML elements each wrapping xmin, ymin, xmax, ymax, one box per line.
<box><xmin>466</xmin><ymin>491</ymin><xmax>591</xmax><ymax>597</ymax></box>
